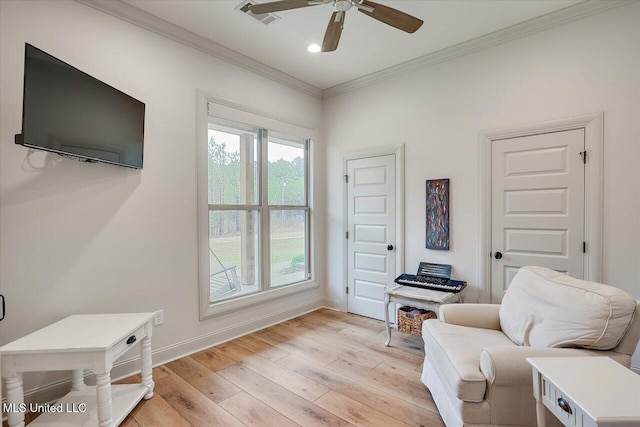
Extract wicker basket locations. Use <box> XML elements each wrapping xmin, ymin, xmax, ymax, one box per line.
<box><xmin>397</xmin><ymin>306</ymin><xmax>437</xmax><ymax>336</ymax></box>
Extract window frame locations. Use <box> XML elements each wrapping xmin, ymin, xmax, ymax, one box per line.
<box><xmin>197</xmin><ymin>92</ymin><xmax>317</xmax><ymax>320</ymax></box>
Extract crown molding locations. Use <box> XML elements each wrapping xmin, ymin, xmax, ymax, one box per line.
<box><xmin>75</xmin><ymin>0</ymin><xmax>631</xmax><ymax>101</ymax></box>
<box><xmin>75</xmin><ymin>0</ymin><xmax>323</xmax><ymax>99</ymax></box>
<box><xmin>322</xmin><ymin>0</ymin><xmax>633</xmax><ymax>99</ymax></box>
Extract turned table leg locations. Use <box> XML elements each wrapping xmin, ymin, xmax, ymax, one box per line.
<box><xmin>95</xmin><ymin>372</ymin><xmax>113</xmax><ymax>427</ymax></box>
<box><xmin>71</xmin><ymin>369</ymin><xmax>85</xmax><ymax>391</ymax></box>
<box><xmin>384</xmin><ymin>293</ymin><xmax>392</xmax><ymax>346</ymax></box>
<box><xmin>141</xmin><ymin>336</ymin><xmax>154</xmax><ymax>399</ymax></box>
<box><xmin>536</xmin><ymin>400</ymin><xmax>547</xmax><ymax>427</ymax></box>
<box><xmin>6</xmin><ymin>373</ymin><xmax>25</xmax><ymax>427</ymax></box>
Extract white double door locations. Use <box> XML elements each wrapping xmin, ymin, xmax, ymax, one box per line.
<box><xmin>346</xmin><ymin>154</ymin><xmax>397</xmax><ymax>320</ymax></box>
<box><xmin>491</xmin><ymin>129</ymin><xmax>585</xmax><ymax>302</ymax></box>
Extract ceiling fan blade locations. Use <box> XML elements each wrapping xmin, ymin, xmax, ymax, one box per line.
<box><xmin>249</xmin><ymin>0</ymin><xmax>315</xmax><ymax>15</ymax></box>
<box><xmin>358</xmin><ymin>0</ymin><xmax>423</xmax><ymax>34</ymax></box>
<box><xmin>322</xmin><ymin>11</ymin><xmax>345</xmax><ymax>52</ymax></box>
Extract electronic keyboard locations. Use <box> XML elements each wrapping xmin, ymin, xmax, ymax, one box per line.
<box><xmin>394</xmin><ymin>274</ymin><xmax>466</xmax><ymax>293</ymax></box>
<box><xmin>394</xmin><ymin>262</ymin><xmax>467</xmax><ymax>293</ymax></box>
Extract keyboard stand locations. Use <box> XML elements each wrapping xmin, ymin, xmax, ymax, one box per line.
<box><xmin>384</xmin><ymin>285</ymin><xmax>462</xmax><ymax>347</ymax></box>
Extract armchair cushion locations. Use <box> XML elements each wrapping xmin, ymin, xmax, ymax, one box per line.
<box><xmin>500</xmin><ymin>266</ymin><xmax>637</xmax><ymax>349</ymax></box>
<box><xmin>480</xmin><ymin>346</ymin><xmax>618</xmax><ymax>386</ymax></box>
<box><xmin>422</xmin><ymin>319</ymin><xmax>514</xmax><ymax>402</ymax></box>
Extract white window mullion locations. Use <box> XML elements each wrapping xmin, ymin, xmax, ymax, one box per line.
<box><xmin>304</xmin><ymin>209</ymin><xmax>311</xmax><ymax>280</ymax></box>
<box><xmin>267</xmin><ymin>205</ymin><xmax>308</xmax><ymax>210</ymax></box>
<box><xmin>305</xmin><ymin>139</ymin><xmax>310</xmax><ymax>206</ymax></box>
<box><xmin>260</xmin><ymin>128</ymin><xmax>272</xmax><ymax>291</ymax></box>
<box><xmin>208</xmin><ymin>205</ymin><xmax>261</xmax><ymax>211</ymax></box>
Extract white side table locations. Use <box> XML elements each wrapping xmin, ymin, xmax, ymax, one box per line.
<box><xmin>527</xmin><ymin>357</ymin><xmax>640</xmax><ymax>427</ymax></box>
<box><xmin>1</xmin><ymin>313</ymin><xmax>154</xmax><ymax>427</ymax></box>
<box><xmin>384</xmin><ymin>285</ymin><xmax>460</xmax><ymax>346</ymax></box>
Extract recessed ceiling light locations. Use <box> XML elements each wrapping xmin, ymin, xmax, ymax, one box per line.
<box><xmin>307</xmin><ymin>44</ymin><xmax>321</xmax><ymax>53</ymax></box>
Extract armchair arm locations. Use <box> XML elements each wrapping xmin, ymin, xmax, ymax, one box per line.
<box><xmin>480</xmin><ymin>346</ymin><xmax>595</xmax><ymax>386</ymax></box>
<box><xmin>439</xmin><ymin>304</ymin><xmax>501</xmax><ymax>330</ymax></box>
<box><xmin>478</xmin><ymin>346</ymin><xmax>596</xmax><ymax>426</ymax></box>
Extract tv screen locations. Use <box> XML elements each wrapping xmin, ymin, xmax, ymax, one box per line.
<box><xmin>17</xmin><ymin>44</ymin><xmax>145</xmax><ymax>169</ymax></box>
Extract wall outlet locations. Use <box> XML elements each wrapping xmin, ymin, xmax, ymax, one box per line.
<box><xmin>153</xmin><ymin>310</ymin><xmax>164</xmax><ymax>326</ymax></box>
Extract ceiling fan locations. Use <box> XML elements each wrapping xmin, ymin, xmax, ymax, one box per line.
<box><xmin>249</xmin><ymin>0</ymin><xmax>423</xmax><ymax>52</ymax></box>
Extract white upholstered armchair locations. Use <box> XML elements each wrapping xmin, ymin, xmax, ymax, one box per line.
<box><xmin>420</xmin><ymin>267</ymin><xmax>640</xmax><ymax>427</ymax></box>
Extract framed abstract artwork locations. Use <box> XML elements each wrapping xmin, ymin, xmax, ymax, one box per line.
<box><xmin>426</xmin><ymin>179</ymin><xmax>450</xmax><ymax>250</ymax></box>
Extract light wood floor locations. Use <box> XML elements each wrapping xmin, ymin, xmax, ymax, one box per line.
<box><xmin>25</xmin><ymin>308</ymin><xmax>444</xmax><ymax>427</ymax></box>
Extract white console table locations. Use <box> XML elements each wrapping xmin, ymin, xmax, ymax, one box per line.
<box><xmin>527</xmin><ymin>357</ymin><xmax>640</xmax><ymax>427</ymax></box>
<box><xmin>1</xmin><ymin>313</ymin><xmax>154</xmax><ymax>427</ymax></box>
<box><xmin>384</xmin><ymin>285</ymin><xmax>460</xmax><ymax>346</ymax></box>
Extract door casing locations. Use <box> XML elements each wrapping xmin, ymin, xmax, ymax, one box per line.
<box><xmin>478</xmin><ymin>113</ymin><xmax>603</xmax><ymax>303</ymax></box>
<box><xmin>343</xmin><ymin>144</ymin><xmax>405</xmax><ymax>314</ymax></box>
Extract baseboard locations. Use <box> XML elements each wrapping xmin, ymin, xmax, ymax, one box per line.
<box><xmin>3</xmin><ymin>299</ymin><xmax>323</xmax><ymax>410</ymax></box>
<box><xmin>320</xmin><ymin>298</ymin><xmax>343</xmax><ymax>311</ymax></box>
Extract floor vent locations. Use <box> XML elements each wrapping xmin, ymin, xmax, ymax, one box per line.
<box><xmin>236</xmin><ymin>1</ymin><xmax>280</xmax><ymax>25</ymax></box>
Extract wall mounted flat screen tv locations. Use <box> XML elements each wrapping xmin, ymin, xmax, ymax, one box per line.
<box><xmin>16</xmin><ymin>43</ymin><xmax>145</xmax><ymax>169</ymax></box>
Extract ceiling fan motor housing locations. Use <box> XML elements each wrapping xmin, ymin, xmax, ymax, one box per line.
<box><xmin>333</xmin><ymin>0</ymin><xmax>353</xmax><ymax>12</ymax></box>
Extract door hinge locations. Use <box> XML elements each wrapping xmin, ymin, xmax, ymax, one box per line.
<box><xmin>346</xmin><ymin>287</ymin><xmax>349</xmax><ymax>295</ymax></box>
<box><xmin>583</xmin><ymin>241</ymin><xmax>587</xmax><ymax>253</ymax></box>
<box><xmin>344</xmin><ymin>174</ymin><xmax>349</xmax><ymax>183</ymax></box>
<box><xmin>580</xmin><ymin>151</ymin><xmax>587</xmax><ymax>164</ymax></box>
<box><xmin>346</xmin><ymin>231</ymin><xmax>349</xmax><ymax>239</ymax></box>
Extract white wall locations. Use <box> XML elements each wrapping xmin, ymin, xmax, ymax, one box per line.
<box><xmin>322</xmin><ymin>3</ymin><xmax>640</xmax><ymax>362</ymax></box>
<box><xmin>0</xmin><ymin>0</ymin><xmax>322</xmax><ymax>398</ymax></box>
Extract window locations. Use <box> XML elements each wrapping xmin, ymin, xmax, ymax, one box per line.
<box><xmin>201</xmin><ymin>109</ymin><xmax>312</xmax><ymax>311</ymax></box>
<box><xmin>268</xmin><ymin>132</ymin><xmax>308</xmax><ymax>287</ymax></box>
<box><xmin>206</xmin><ymin>122</ymin><xmax>261</xmax><ymax>301</ymax></box>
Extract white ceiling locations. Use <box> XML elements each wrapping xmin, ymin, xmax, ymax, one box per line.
<box><xmin>124</xmin><ymin>0</ymin><xmax>582</xmax><ymax>89</ymax></box>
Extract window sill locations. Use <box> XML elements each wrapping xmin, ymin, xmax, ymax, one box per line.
<box><xmin>200</xmin><ymin>279</ymin><xmax>319</xmax><ymax>320</ymax></box>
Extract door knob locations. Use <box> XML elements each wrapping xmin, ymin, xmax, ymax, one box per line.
<box><xmin>494</xmin><ymin>251</ymin><xmax>503</xmax><ymax>260</ymax></box>
<box><xmin>387</xmin><ymin>245</ymin><xmax>394</xmax><ymax>251</ymax></box>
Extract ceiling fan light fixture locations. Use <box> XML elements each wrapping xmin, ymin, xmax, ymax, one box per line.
<box><xmin>307</xmin><ymin>43</ymin><xmax>321</xmax><ymax>53</ymax></box>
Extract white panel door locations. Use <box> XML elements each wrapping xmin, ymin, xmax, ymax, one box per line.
<box><xmin>491</xmin><ymin>129</ymin><xmax>585</xmax><ymax>302</ymax></box>
<box><xmin>347</xmin><ymin>155</ymin><xmax>396</xmax><ymax>320</ymax></box>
